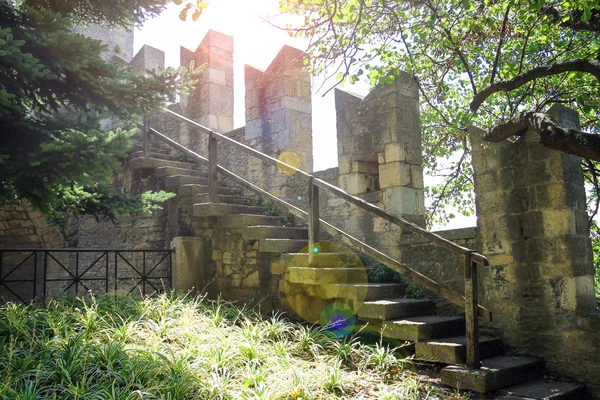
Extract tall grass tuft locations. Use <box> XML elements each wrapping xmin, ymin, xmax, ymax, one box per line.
<box><xmin>0</xmin><ymin>293</ymin><xmax>469</xmax><ymax>399</ymax></box>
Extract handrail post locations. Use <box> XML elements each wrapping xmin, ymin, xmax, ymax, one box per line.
<box><xmin>208</xmin><ymin>132</ymin><xmax>219</xmax><ymax>203</ymax></box>
<box><xmin>308</xmin><ymin>177</ymin><xmax>320</xmax><ymax>265</ymax></box>
<box><xmin>142</xmin><ymin>116</ymin><xmax>151</xmax><ymax>157</ymax></box>
<box><xmin>465</xmin><ymin>250</ymin><xmax>480</xmax><ymax>369</ymax></box>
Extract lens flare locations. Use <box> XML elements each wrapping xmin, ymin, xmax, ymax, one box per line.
<box><xmin>277</xmin><ymin>151</ymin><xmax>301</xmax><ymax>175</ymax></box>
<box><xmin>282</xmin><ymin>242</ymin><xmax>368</xmax><ymax>327</ymax></box>
<box><xmin>320</xmin><ymin>302</ymin><xmax>356</xmax><ymax>338</ymax></box>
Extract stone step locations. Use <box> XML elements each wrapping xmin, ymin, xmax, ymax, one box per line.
<box><xmin>179</xmin><ymin>184</ymin><xmax>239</xmax><ymax>196</ymax></box>
<box><xmin>243</xmin><ymin>226</ymin><xmax>308</xmax><ymax>240</ymax></box>
<box><xmin>166</xmin><ymin>175</ymin><xmax>210</xmax><ymax>188</ymax></box>
<box><xmin>130</xmin><ymin>150</ymin><xmax>181</xmax><ymax>161</ymax></box>
<box><xmin>194</xmin><ymin>193</ymin><xmax>252</xmax><ymax>205</ymax></box>
<box><xmin>357</xmin><ymin>298</ymin><xmax>436</xmax><ymax>320</ymax></box>
<box><xmin>218</xmin><ymin>214</ymin><xmax>286</xmax><ymax>228</ymax></box>
<box><xmin>440</xmin><ymin>356</ymin><xmax>543</xmax><ymax>393</ymax></box>
<box><xmin>153</xmin><ymin>166</ymin><xmax>205</xmax><ymax>178</ymax></box>
<box><xmin>260</xmin><ymin>239</ymin><xmax>308</xmax><ymax>253</ymax></box>
<box><xmin>281</xmin><ymin>252</ymin><xmax>363</xmax><ymax>268</ymax></box>
<box><xmin>130</xmin><ymin>157</ymin><xmax>197</xmax><ymax>171</ymax></box>
<box><xmin>496</xmin><ymin>380</ymin><xmax>585</xmax><ymax>399</ymax></box>
<box><xmin>382</xmin><ymin>315</ymin><xmax>466</xmax><ymax>341</ymax></box>
<box><xmin>286</xmin><ymin>267</ymin><xmax>368</xmax><ymax>285</ymax></box>
<box><xmin>415</xmin><ymin>335</ymin><xmax>502</xmax><ymax>364</ymax></box>
<box><xmin>166</xmin><ymin>175</ymin><xmax>231</xmax><ymax>188</ymax></box>
<box><xmin>193</xmin><ymin>203</ymin><xmax>265</xmax><ymax>217</ymax></box>
<box><xmin>324</xmin><ymin>283</ymin><xmax>404</xmax><ymax>302</ymax></box>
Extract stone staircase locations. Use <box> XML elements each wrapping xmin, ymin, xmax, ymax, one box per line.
<box><xmin>129</xmin><ymin>150</ymin><xmax>586</xmax><ymax>399</ymax></box>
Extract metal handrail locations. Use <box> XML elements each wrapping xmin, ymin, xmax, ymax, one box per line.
<box><xmin>150</xmin><ymin>108</ymin><xmax>490</xmax><ymax>368</ymax></box>
<box><xmin>161</xmin><ymin>108</ymin><xmax>488</xmax><ymax>265</ymax></box>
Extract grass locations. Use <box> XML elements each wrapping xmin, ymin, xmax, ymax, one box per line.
<box><xmin>0</xmin><ymin>293</ymin><xmax>469</xmax><ymax>399</ymax></box>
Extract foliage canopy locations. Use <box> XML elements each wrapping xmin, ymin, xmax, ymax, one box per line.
<box><xmin>280</xmin><ymin>0</ymin><xmax>600</xmax><ymax>224</ymax></box>
<box><xmin>0</xmin><ymin>0</ymin><xmax>198</xmax><ymax>223</ymax></box>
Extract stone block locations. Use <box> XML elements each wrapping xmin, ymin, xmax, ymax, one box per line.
<box><xmin>205</xmin><ymin>67</ymin><xmax>226</xmax><ymax>85</ymax></box>
<box><xmin>244</xmin><ymin>271</ymin><xmax>260</xmax><ymax>288</ymax></box>
<box><xmin>171</xmin><ymin>237</ymin><xmax>207</xmax><ymax>293</ymax></box>
<box><xmin>351</xmin><ymin>160</ymin><xmax>378</xmax><ymax>175</ymax></box>
<box><xmin>280</xmin><ymin>96</ymin><xmax>311</xmax><ymax>113</ymax></box>
<box><xmin>373</xmin><ymin>217</ymin><xmax>391</xmax><ymax>232</ymax></box>
<box><xmin>245</xmin><ymin>120</ymin><xmax>262</xmax><ymax>140</ymax></box>
<box><xmin>379</xmin><ymin>162</ymin><xmax>411</xmax><ymax>188</ymax></box>
<box><xmin>542</xmin><ymin>209</ymin><xmax>575</xmax><ymax>236</ymax></box>
<box><xmin>384</xmin><ymin>143</ymin><xmax>406</xmax><ymax>163</ymax></box>
<box><xmin>410</xmin><ymin>165</ymin><xmax>423</xmax><ymax>189</ymax></box>
<box><xmin>217</xmin><ymin>115</ymin><xmax>233</xmax><ymax>132</ymax></box>
<box><xmin>340</xmin><ymin>173</ymin><xmax>367</xmax><ymax>195</ymax></box>
<box><xmin>339</xmin><ymin>156</ymin><xmax>351</xmax><ymax>174</ymax></box>
<box><xmin>382</xmin><ymin>186</ymin><xmax>425</xmax><ymax>217</ymax></box>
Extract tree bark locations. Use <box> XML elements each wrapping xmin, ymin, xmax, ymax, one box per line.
<box><xmin>483</xmin><ymin>111</ymin><xmax>600</xmax><ymax>161</ymax></box>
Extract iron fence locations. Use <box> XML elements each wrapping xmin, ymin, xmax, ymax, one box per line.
<box><xmin>0</xmin><ymin>248</ymin><xmax>173</xmax><ymax>303</ymax></box>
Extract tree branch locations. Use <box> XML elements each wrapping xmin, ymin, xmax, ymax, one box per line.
<box><xmin>483</xmin><ymin>110</ymin><xmax>600</xmax><ymax>161</ymax></box>
<box><xmin>471</xmin><ymin>58</ymin><xmax>600</xmax><ymax>111</ymax></box>
<box><xmin>490</xmin><ymin>4</ymin><xmax>511</xmax><ymax>84</ymax></box>
<box><xmin>542</xmin><ymin>7</ymin><xmax>600</xmax><ymax>33</ymax></box>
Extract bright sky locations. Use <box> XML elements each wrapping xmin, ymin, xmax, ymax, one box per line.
<box><xmin>135</xmin><ymin>1</ymin><xmax>475</xmax><ymax>230</ymax></box>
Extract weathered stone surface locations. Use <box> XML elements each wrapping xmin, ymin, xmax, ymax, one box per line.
<box><xmin>286</xmin><ymin>267</ymin><xmax>367</xmax><ymax>285</ymax></box>
<box><xmin>259</xmin><ymin>238</ymin><xmax>307</xmax><ymax>253</ymax></box>
<box><xmin>339</xmin><ymin>172</ymin><xmax>367</xmax><ymax>194</ymax></box>
<box><xmin>382</xmin><ymin>315</ymin><xmax>465</xmax><ymax>341</ymax></box>
<box><xmin>379</xmin><ymin>162</ymin><xmax>411</xmax><ymax>188</ymax></box>
<box><xmin>171</xmin><ymin>237</ymin><xmax>207</xmax><ymax>293</ymax></box>
<box><xmin>415</xmin><ymin>336</ymin><xmax>502</xmax><ymax>364</ymax></box>
<box><xmin>470</xmin><ymin>106</ymin><xmax>598</xmax><ymax>394</ymax></box>
<box><xmin>440</xmin><ymin>356</ymin><xmax>542</xmax><ymax>393</ymax></box>
<box><xmin>324</xmin><ymin>283</ymin><xmax>404</xmax><ymax>301</ymax></box>
<box><xmin>130</xmin><ymin>44</ymin><xmax>164</xmax><ymax>77</ymax></box>
<box><xmin>357</xmin><ymin>298</ymin><xmax>435</xmax><ymax>320</ymax></box>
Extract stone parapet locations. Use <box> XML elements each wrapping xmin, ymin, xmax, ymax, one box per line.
<box><xmin>183</xmin><ymin>30</ymin><xmax>234</xmax><ymax>133</ymax></box>
<box><xmin>130</xmin><ymin>44</ymin><xmax>165</xmax><ymax>77</ymax></box>
<box><xmin>471</xmin><ymin>104</ymin><xmax>598</xmax><ymax>392</ymax></box>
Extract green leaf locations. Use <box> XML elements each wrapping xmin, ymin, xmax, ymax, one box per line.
<box><xmin>179</xmin><ymin>7</ymin><xmax>189</xmax><ymax>21</ymax></box>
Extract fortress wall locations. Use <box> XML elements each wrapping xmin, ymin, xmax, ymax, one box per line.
<box><xmin>472</xmin><ymin>104</ymin><xmax>599</xmax><ymax>392</ymax></box>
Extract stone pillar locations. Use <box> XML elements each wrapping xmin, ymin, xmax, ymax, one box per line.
<box><xmin>335</xmin><ymin>73</ymin><xmax>425</xmax><ymax>224</ymax></box>
<box><xmin>244</xmin><ymin>45</ymin><xmax>313</xmax><ymax>173</ymax></box>
<box><xmin>244</xmin><ymin>65</ymin><xmax>265</xmax><ymax>141</ymax></box>
<box><xmin>184</xmin><ymin>30</ymin><xmax>234</xmax><ymax>133</ymax></box>
<box><xmin>130</xmin><ymin>44</ymin><xmax>165</xmax><ymax>77</ymax></box>
<box><xmin>471</xmin><ymin>104</ymin><xmax>596</xmax><ymax>354</ymax></box>
<box><xmin>240</xmin><ymin>45</ymin><xmax>312</xmax><ymax>201</ymax></box>
<box><xmin>171</xmin><ymin>236</ymin><xmax>208</xmax><ymax>293</ymax></box>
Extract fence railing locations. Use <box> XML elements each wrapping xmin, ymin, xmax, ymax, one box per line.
<box><xmin>145</xmin><ymin>107</ymin><xmax>490</xmax><ymax>369</ymax></box>
<box><xmin>0</xmin><ymin>249</ymin><xmax>173</xmax><ymax>303</ymax></box>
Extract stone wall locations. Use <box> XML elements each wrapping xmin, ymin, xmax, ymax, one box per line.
<box><xmin>472</xmin><ymin>104</ymin><xmax>600</xmax><ymax>395</ymax></box>
<box><xmin>0</xmin><ymin>204</ymin><xmax>65</xmax><ymax>249</ymax></box>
